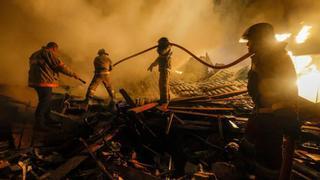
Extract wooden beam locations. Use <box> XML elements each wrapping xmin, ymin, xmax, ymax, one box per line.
<box><xmin>119</xmin><ymin>88</ymin><xmax>136</xmax><ymax>107</ymax></box>
<box><xmin>129</xmin><ymin>102</ymin><xmax>159</xmax><ymax>114</ymax></box>
<box><xmin>209</xmin><ymin>89</ymin><xmax>247</xmax><ymax>99</ymax></box>
<box><xmin>168</xmin><ymin>106</ymin><xmax>234</xmax><ymax>111</ymax></box>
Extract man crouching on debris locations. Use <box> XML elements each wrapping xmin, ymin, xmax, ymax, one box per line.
<box><xmin>148</xmin><ymin>37</ymin><xmax>172</xmax><ymax>109</ymax></box>
<box><xmin>242</xmin><ymin>23</ymin><xmax>300</xmax><ymax>179</ymax></box>
<box><xmin>28</xmin><ymin>42</ymin><xmax>84</xmax><ymax>128</ymax></box>
<box><xmin>85</xmin><ymin>49</ymin><xmax>114</xmax><ymax>103</ymax></box>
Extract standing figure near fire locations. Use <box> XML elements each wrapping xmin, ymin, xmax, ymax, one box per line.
<box><xmin>28</xmin><ymin>42</ymin><xmax>83</xmax><ymax>128</ymax></box>
<box><xmin>242</xmin><ymin>23</ymin><xmax>300</xmax><ymax>179</ymax></box>
<box><xmin>148</xmin><ymin>37</ymin><xmax>172</xmax><ymax>108</ymax></box>
<box><xmin>85</xmin><ymin>49</ymin><xmax>114</xmax><ymax>103</ymax></box>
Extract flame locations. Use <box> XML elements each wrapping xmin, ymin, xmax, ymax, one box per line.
<box><xmin>239</xmin><ymin>38</ymin><xmax>248</xmax><ymax>43</ymax></box>
<box><xmin>239</xmin><ymin>33</ymin><xmax>292</xmax><ymax>43</ymax></box>
<box><xmin>289</xmin><ymin>51</ymin><xmax>312</xmax><ymax>74</ymax></box>
<box><xmin>174</xmin><ymin>70</ymin><xmax>183</xmax><ymax>75</ymax></box>
<box><xmin>275</xmin><ymin>33</ymin><xmax>291</xmax><ymax>42</ymax></box>
<box><xmin>295</xmin><ymin>25</ymin><xmax>312</xmax><ymax>44</ymax></box>
<box><xmin>296</xmin><ymin>65</ymin><xmax>320</xmax><ymax>103</ymax></box>
<box><xmin>289</xmin><ymin>52</ymin><xmax>320</xmax><ymax>103</ymax></box>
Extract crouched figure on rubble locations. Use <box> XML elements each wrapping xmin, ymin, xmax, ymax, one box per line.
<box><xmin>28</xmin><ymin>42</ymin><xmax>83</xmax><ymax>128</ymax></box>
<box><xmin>242</xmin><ymin>23</ymin><xmax>300</xmax><ymax>179</ymax></box>
<box><xmin>85</xmin><ymin>49</ymin><xmax>114</xmax><ymax>103</ymax></box>
<box><xmin>148</xmin><ymin>37</ymin><xmax>172</xmax><ymax>108</ymax></box>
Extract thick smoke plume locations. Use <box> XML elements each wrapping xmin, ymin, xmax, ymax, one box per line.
<box><xmin>0</xmin><ymin>0</ymin><xmax>319</xmax><ymax>102</ymax></box>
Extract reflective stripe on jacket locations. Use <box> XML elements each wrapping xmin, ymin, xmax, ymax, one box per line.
<box><xmin>28</xmin><ymin>47</ymin><xmax>75</xmax><ymax>87</ymax></box>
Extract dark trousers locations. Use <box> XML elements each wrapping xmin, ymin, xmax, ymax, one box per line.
<box><xmin>159</xmin><ymin>70</ymin><xmax>170</xmax><ymax>104</ymax></box>
<box><xmin>246</xmin><ymin>113</ymin><xmax>283</xmax><ymax>170</ymax></box>
<box><xmin>34</xmin><ymin>87</ymin><xmax>52</xmax><ymax>123</ymax></box>
<box><xmin>0</xmin><ymin>100</ymin><xmax>14</xmax><ymax>148</ymax></box>
<box><xmin>245</xmin><ymin>111</ymin><xmax>298</xmax><ymax>171</ymax></box>
<box><xmin>86</xmin><ymin>74</ymin><xmax>114</xmax><ymax>99</ymax></box>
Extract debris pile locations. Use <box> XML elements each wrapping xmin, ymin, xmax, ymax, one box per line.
<box><xmin>0</xmin><ymin>68</ymin><xmax>319</xmax><ymax>179</ymax></box>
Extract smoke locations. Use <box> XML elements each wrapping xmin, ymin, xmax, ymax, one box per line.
<box><xmin>0</xmin><ymin>0</ymin><xmax>319</xmax><ymax>102</ymax></box>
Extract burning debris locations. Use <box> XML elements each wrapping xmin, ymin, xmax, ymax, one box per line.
<box><xmin>1</xmin><ymin>1</ymin><xmax>320</xmax><ymax>178</ymax></box>
<box><xmin>0</xmin><ymin>30</ymin><xmax>320</xmax><ymax>178</ymax></box>
<box><xmin>0</xmin><ymin>62</ymin><xmax>319</xmax><ymax>179</ymax></box>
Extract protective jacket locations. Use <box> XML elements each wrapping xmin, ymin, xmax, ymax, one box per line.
<box><xmin>247</xmin><ymin>42</ymin><xmax>298</xmax><ymax>108</ymax></box>
<box><xmin>28</xmin><ymin>47</ymin><xmax>76</xmax><ymax>87</ymax></box>
<box><xmin>155</xmin><ymin>45</ymin><xmax>172</xmax><ymax>72</ymax></box>
<box><xmin>94</xmin><ymin>54</ymin><xmax>112</xmax><ymax>74</ymax></box>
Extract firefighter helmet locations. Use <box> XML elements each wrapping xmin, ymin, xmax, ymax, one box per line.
<box><xmin>242</xmin><ymin>23</ymin><xmax>275</xmax><ymax>41</ymax></box>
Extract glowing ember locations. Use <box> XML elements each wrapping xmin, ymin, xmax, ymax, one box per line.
<box><xmin>275</xmin><ymin>33</ymin><xmax>291</xmax><ymax>42</ymax></box>
<box><xmin>295</xmin><ymin>25</ymin><xmax>312</xmax><ymax>44</ymax></box>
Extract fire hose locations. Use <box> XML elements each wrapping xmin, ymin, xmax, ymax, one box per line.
<box><xmin>113</xmin><ymin>43</ymin><xmax>254</xmax><ymax>69</ymax></box>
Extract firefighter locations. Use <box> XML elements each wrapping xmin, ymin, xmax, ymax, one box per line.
<box><xmin>242</xmin><ymin>23</ymin><xmax>300</xmax><ymax>179</ymax></box>
<box><xmin>148</xmin><ymin>37</ymin><xmax>172</xmax><ymax>108</ymax></box>
<box><xmin>85</xmin><ymin>49</ymin><xmax>114</xmax><ymax>103</ymax></box>
<box><xmin>28</xmin><ymin>42</ymin><xmax>83</xmax><ymax>128</ymax></box>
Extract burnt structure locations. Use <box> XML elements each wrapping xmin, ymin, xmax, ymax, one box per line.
<box><xmin>0</xmin><ymin>65</ymin><xmax>319</xmax><ymax>179</ymax></box>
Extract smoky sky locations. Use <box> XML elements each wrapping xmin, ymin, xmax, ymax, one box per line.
<box><xmin>0</xmin><ymin>0</ymin><xmax>319</xmax><ymax>101</ymax></box>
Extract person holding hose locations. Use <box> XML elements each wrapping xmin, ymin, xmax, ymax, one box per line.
<box><xmin>148</xmin><ymin>37</ymin><xmax>172</xmax><ymax>109</ymax></box>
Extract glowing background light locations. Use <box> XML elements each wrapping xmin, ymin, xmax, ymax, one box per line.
<box><xmin>175</xmin><ymin>70</ymin><xmax>183</xmax><ymax>74</ymax></box>
<box><xmin>275</xmin><ymin>33</ymin><xmax>291</xmax><ymax>42</ymax></box>
<box><xmin>290</xmin><ymin>53</ymin><xmax>320</xmax><ymax>103</ymax></box>
<box><xmin>295</xmin><ymin>25</ymin><xmax>312</xmax><ymax>44</ymax></box>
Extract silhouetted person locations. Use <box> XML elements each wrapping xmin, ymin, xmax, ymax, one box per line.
<box><xmin>148</xmin><ymin>37</ymin><xmax>172</xmax><ymax>108</ymax></box>
<box><xmin>85</xmin><ymin>49</ymin><xmax>114</xmax><ymax>103</ymax></box>
<box><xmin>28</xmin><ymin>42</ymin><xmax>83</xmax><ymax>129</ymax></box>
<box><xmin>242</xmin><ymin>23</ymin><xmax>300</xmax><ymax>179</ymax></box>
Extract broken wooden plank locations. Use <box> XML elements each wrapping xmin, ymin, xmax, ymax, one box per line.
<box><xmin>170</xmin><ymin>96</ymin><xmax>208</xmax><ymax>103</ymax></box>
<box><xmin>40</xmin><ymin>128</ymin><xmax>120</xmax><ymax>180</ymax></box>
<box><xmin>168</xmin><ymin>106</ymin><xmax>234</xmax><ymax>111</ymax></box>
<box><xmin>129</xmin><ymin>102</ymin><xmax>159</xmax><ymax>114</ymax></box>
<box><xmin>119</xmin><ymin>88</ymin><xmax>136</xmax><ymax>107</ymax></box>
<box><xmin>79</xmin><ymin>138</ymin><xmax>113</xmax><ymax>179</ymax></box>
<box><xmin>209</xmin><ymin>89</ymin><xmax>247</xmax><ymax>99</ymax></box>
<box><xmin>168</xmin><ymin>109</ymin><xmax>223</xmax><ymax>118</ymax></box>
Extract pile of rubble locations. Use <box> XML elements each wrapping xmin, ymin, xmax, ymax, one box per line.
<box><xmin>0</xmin><ymin>68</ymin><xmax>319</xmax><ymax>179</ymax></box>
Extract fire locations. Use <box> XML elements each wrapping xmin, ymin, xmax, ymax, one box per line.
<box><xmin>174</xmin><ymin>70</ymin><xmax>183</xmax><ymax>75</ymax></box>
<box><xmin>296</xmin><ymin>64</ymin><xmax>320</xmax><ymax>103</ymax></box>
<box><xmin>275</xmin><ymin>33</ymin><xmax>291</xmax><ymax>42</ymax></box>
<box><xmin>288</xmin><ymin>51</ymin><xmax>312</xmax><ymax>74</ymax></box>
<box><xmin>295</xmin><ymin>25</ymin><xmax>312</xmax><ymax>44</ymax></box>
<box><xmin>238</xmin><ymin>38</ymin><xmax>248</xmax><ymax>43</ymax></box>
<box><xmin>240</xmin><ymin>33</ymin><xmax>292</xmax><ymax>43</ymax></box>
<box><xmin>289</xmin><ymin>52</ymin><xmax>320</xmax><ymax>103</ymax></box>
